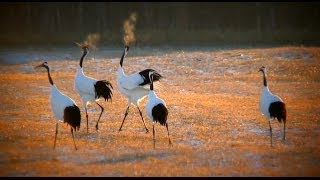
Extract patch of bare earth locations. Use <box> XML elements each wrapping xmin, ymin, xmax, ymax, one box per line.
<box><xmin>0</xmin><ymin>46</ymin><xmax>319</xmax><ymax>176</ymax></box>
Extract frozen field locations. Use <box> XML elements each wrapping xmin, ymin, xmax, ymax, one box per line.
<box><xmin>0</xmin><ymin>46</ymin><xmax>319</xmax><ymax>176</ymax></box>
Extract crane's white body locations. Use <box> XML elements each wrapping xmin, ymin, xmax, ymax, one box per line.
<box><xmin>260</xmin><ymin>86</ymin><xmax>283</xmax><ymax>120</ymax></box>
<box><xmin>74</xmin><ymin>46</ymin><xmax>113</xmax><ymax>132</ymax></box>
<box><xmin>145</xmin><ymin>71</ymin><xmax>172</xmax><ymax>148</ymax></box>
<box><xmin>50</xmin><ymin>84</ymin><xmax>77</xmax><ymax>120</ymax></box>
<box><xmin>117</xmin><ymin>66</ymin><xmax>149</xmax><ymax>106</ymax></box>
<box><xmin>258</xmin><ymin>66</ymin><xmax>287</xmax><ymax>146</ymax></box>
<box><xmin>75</xmin><ymin>67</ymin><xmax>99</xmax><ymax>107</ymax></box>
<box><xmin>146</xmin><ymin>90</ymin><xmax>166</xmax><ymax>123</ymax></box>
<box><xmin>36</xmin><ymin>61</ymin><xmax>80</xmax><ymax>150</ymax></box>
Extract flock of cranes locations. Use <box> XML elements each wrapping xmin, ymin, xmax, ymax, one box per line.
<box><xmin>35</xmin><ymin>45</ymin><xmax>287</xmax><ymax>150</ymax></box>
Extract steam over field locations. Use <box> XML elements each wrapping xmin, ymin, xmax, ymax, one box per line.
<box><xmin>0</xmin><ymin>46</ymin><xmax>319</xmax><ymax>176</ymax></box>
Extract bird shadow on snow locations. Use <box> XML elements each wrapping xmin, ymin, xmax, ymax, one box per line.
<box><xmin>45</xmin><ymin>145</ymin><xmax>172</xmax><ymax>168</ymax></box>
<box><xmin>81</xmin><ymin>151</ymin><xmax>171</xmax><ymax>165</ymax></box>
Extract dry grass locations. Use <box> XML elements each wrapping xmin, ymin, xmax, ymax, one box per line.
<box><xmin>0</xmin><ymin>46</ymin><xmax>319</xmax><ymax>176</ymax></box>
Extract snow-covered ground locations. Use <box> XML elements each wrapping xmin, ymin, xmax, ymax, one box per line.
<box><xmin>0</xmin><ymin>45</ymin><xmax>253</xmax><ymax>65</ymax></box>
<box><xmin>0</xmin><ymin>45</ymin><xmax>319</xmax><ymax>176</ymax></box>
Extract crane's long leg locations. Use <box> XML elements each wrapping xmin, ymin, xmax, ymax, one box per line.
<box><xmin>166</xmin><ymin>123</ymin><xmax>173</xmax><ymax>147</ymax></box>
<box><xmin>71</xmin><ymin>128</ymin><xmax>78</xmax><ymax>150</ymax></box>
<box><xmin>85</xmin><ymin>107</ymin><xmax>89</xmax><ymax>133</ymax></box>
<box><xmin>53</xmin><ymin>122</ymin><xmax>58</xmax><ymax>149</ymax></box>
<box><xmin>137</xmin><ymin>106</ymin><xmax>149</xmax><ymax>133</ymax></box>
<box><xmin>153</xmin><ymin>123</ymin><xmax>156</xmax><ymax>149</ymax></box>
<box><xmin>119</xmin><ymin>105</ymin><xmax>130</xmax><ymax>131</ymax></box>
<box><xmin>95</xmin><ymin>102</ymin><xmax>104</xmax><ymax>131</ymax></box>
<box><xmin>269</xmin><ymin>120</ymin><xmax>273</xmax><ymax>147</ymax></box>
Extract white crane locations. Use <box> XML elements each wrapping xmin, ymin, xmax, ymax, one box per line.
<box><xmin>117</xmin><ymin>46</ymin><xmax>162</xmax><ymax>133</ymax></box>
<box><xmin>75</xmin><ymin>45</ymin><xmax>113</xmax><ymax>133</ymax></box>
<box><xmin>35</xmin><ymin>62</ymin><xmax>81</xmax><ymax>150</ymax></box>
<box><xmin>259</xmin><ymin>66</ymin><xmax>287</xmax><ymax>147</ymax></box>
<box><xmin>146</xmin><ymin>71</ymin><xmax>172</xmax><ymax>148</ymax></box>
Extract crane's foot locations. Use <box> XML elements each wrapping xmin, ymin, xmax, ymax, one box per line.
<box><xmin>95</xmin><ymin>124</ymin><xmax>99</xmax><ymax>131</ymax></box>
<box><xmin>145</xmin><ymin>128</ymin><xmax>149</xmax><ymax>133</ymax></box>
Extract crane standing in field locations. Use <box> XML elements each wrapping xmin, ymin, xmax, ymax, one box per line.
<box><xmin>117</xmin><ymin>46</ymin><xmax>162</xmax><ymax>133</ymax></box>
<box><xmin>35</xmin><ymin>62</ymin><xmax>81</xmax><ymax>150</ymax></box>
<box><xmin>146</xmin><ymin>71</ymin><xmax>172</xmax><ymax>148</ymax></box>
<box><xmin>259</xmin><ymin>66</ymin><xmax>287</xmax><ymax>147</ymax></box>
<box><xmin>75</xmin><ymin>44</ymin><xmax>113</xmax><ymax>133</ymax></box>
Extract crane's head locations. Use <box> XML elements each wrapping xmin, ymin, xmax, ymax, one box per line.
<box><xmin>148</xmin><ymin>70</ymin><xmax>156</xmax><ymax>91</ymax></box>
<box><xmin>75</xmin><ymin>42</ymin><xmax>89</xmax><ymax>53</ymax></box>
<box><xmin>148</xmin><ymin>70</ymin><xmax>156</xmax><ymax>82</ymax></box>
<box><xmin>125</xmin><ymin>45</ymin><xmax>129</xmax><ymax>52</ymax></box>
<box><xmin>82</xmin><ymin>45</ymin><xmax>89</xmax><ymax>52</ymax></box>
<box><xmin>124</xmin><ymin>45</ymin><xmax>129</xmax><ymax>56</ymax></box>
<box><xmin>35</xmin><ymin>61</ymin><xmax>51</xmax><ymax>71</ymax></box>
<box><xmin>258</xmin><ymin>66</ymin><xmax>266</xmax><ymax>73</ymax></box>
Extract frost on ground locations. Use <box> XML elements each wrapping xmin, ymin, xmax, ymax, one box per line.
<box><xmin>0</xmin><ymin>46</ymin><xmax>319</xmax><ymax>176</ymax></box>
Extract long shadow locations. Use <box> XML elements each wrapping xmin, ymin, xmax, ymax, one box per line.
<box><xmin>87</xmin><ymin>151</ymin><xmax>171</xmax><ymax>165</ymax></box>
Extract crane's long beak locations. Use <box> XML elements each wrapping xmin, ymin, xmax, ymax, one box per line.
<box><xmin>75</xmin><ymin>42</ymin><xmax>82</xmax><ymax>47</ymax></box>
<box><xmin>34</xmin><ymin>64</ymin><xmax>44</xmax><ymax>69</ymax></box>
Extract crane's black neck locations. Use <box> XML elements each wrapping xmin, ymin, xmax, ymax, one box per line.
<box><xmin>150</xmin><ymin>74</ymin><xmax>154</xmax><ymax>91</ymax></box>
<box><xmin>119</xmin><ymin>49</ymin><xmax>125</xmax><ymax>67</ymax></box>
<box><xmin>45</xmin><ymin>66</ymin><xmax>54</xmax><ymax>85</ymax></box>
<box><xmin>262</xmin><ymin>71</ymin><xmax>267</xmax><ymax>87</ymax></box>
<box><xmin>79</xmin><ymin>49</ymin><xmax>88</xmax><ymax>68</ymax></box>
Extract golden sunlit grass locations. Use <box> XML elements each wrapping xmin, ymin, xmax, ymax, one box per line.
<box><xmin>0</xmin><ymin>46</ymin><xmax>319</xmax><ymax>176</ymax></box>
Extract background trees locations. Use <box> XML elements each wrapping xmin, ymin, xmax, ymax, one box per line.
<box><xmin>1</xmin><ymin>2</ymin><xmax>319</xmax><ymax>47</ymax></box>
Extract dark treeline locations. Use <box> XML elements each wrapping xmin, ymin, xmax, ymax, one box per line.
<box><xmin>1</xmin><ymin>2</ymin><xmax>320</xmax><ymax>47</ymax></box>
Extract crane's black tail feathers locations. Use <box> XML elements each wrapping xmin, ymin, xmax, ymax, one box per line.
<box><xmin>64</xmin><ymin>105</ymin><xmax>81</xmax><ymax>131</ymax></box>
<box><xmin>139</xmin><ymin>69</ymin><xmax>162</xmax><ymax>86</ymax></box>
<box><xmin>269</xmin><ymin>101</ymin><xmax>287</xmax><ymax>123</ymax></box>
<box><xmin>152</xmin><ymin>103</ymin><xmax>168</xmax><ymax>126</ymax></box>
<box><xmin>94</xmin><ymin>80</ymin><xmax>113</xmax><ymax>101</ymax></box>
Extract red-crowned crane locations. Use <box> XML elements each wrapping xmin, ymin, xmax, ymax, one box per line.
<box><xmin>259</xmin><ymin>66</ymin><xmax>287</xmax><ymax>147</ymax></box>
<box><xmin>75</xmin><ymin>45</ymin><xmax>113</xmax><ymax>133</ymax></box>
<box><xmin>35</xmin><ymin>62</ymin><xmax>81</xmax><ymax>150</ymax></box>
<box><xmin>146</xmin><ymin>71</ymin><xmax>172</xmax><ymax>148</ymax></box>
<box><xmin>117</xmin><ymin>46</ymin><xmax>162</xmax><ymax>133</ymax></box>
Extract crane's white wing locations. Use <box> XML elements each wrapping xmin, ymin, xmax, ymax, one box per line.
<box><xmin>119</xmin><ymin>72</ymin><xmax>145</xmax><ymax>90</ymax></box>
<box><xmin>50</xmin><ymin>85</ymin><xmax>76</xmax><ymax>120</ymax></box>
<box><xmin>75</xmin><ymin>71</ymin><xmax>97</xmax><ymax>95</ymax></box>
